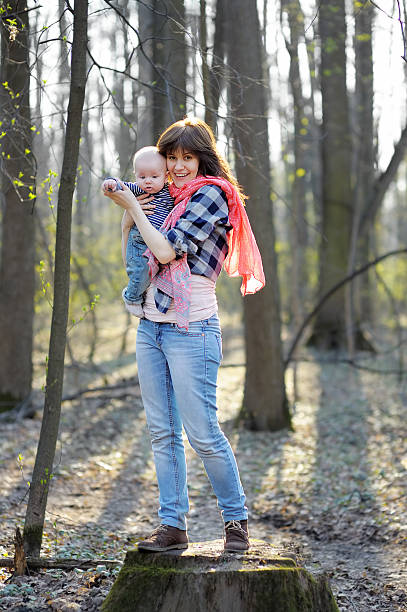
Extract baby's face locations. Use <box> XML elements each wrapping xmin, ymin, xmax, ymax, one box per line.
<box><xmin>134</xmin><ymin>159</ymin><xmax>167</xmax><ymax>194</ymax></box>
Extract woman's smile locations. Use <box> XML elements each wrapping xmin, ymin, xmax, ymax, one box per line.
<box><xmin>166</xmin><ymin>149</ymin><xmax>200</xmax><ymax>187</ymax></box>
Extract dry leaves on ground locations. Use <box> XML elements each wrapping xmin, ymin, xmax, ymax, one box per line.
<box><xmin>0</xmin><ymin>344</ymin><xmax>406</xmax><ymax>611</ymax></box>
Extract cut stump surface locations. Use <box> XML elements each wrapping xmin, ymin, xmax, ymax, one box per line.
<box><xmin>102</xmin><ymin>539</ymin><xmax>339</xmax><ymax>612</ymax></box>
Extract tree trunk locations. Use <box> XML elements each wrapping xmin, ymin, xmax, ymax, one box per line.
<box><xmin>348</xmin><ymin>1</ymin><xmax>375</xmax><ymax>347</ymax></box>
<box><xmin>0</xmin><ymin>0</ymin><xmax>35</xmax><ymax>411</ymax></box>
<box><xmin>75</xmin><ymin>99</ymin><xmax>91</xmax><ymax>241</ymax></box>
<box><xmin>308</xmin><ymin>0</ymin><xmax>352</xmax><ymax>349</ymax></box>
<box><xmin>224</xmin><ymin>0</ymin><xmax>289</xmax><ymax>431</ymax></box>
<box><xmin>152</xmin><ymin>0</ymin><xmax>186</xmax><ymax>139</ymax></box>
<box><xmin>200</xmin><ymin>0</ymin><xmax>215</xmax><ymax>131</ymax></box>
<box><xmin>138</xmin><ymin>1</ymin><xmax>187</xmax><ymax>140</ymax></box>
<box><xmin>281</xmin><ymin>0</ymin><xmax>309</xmax><ymax>328</ymax></box>
<box><xmin>207</xmin><ymin>0</ymin><xmax>225</xmax><ymax>135</ymax></box>
<box><xmin>201</xmin><ymin>0</ymin><xmax>224</xmax><ymax>133</ymax></box>
<box><xmin>137</xmin><ymin>0</ymin><xmax>155</xmax><ymax>147</ymax></box>
<box><xmin>112</xmin><ymin>1</ymin><xmax>136</xmax><ymax>176</ymax></box>
<box><xmin>23</xmin><ymin>0</ymin><xmax>88</xmax><ymax>558</ymax></box>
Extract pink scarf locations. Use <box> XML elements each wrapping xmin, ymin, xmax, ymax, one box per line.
<box><xmin>146</xmin><ymin>176</ymin><xmax>265</xmax><ymax>328</ymax></box>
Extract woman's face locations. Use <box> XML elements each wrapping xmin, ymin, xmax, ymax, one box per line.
<box><xmin>166</xmin><ymin>149</ymin><xmax>200</xmax><ymax>188</ymax></box>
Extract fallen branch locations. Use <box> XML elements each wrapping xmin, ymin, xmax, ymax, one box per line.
<box><xmin>0</xmin><ymin>557</ymin><xmax>122</xmax><ymax>570</ymax></box>
<box><xmin>62</xmin><ymin>378</ymin><xmax>139</xmax><ymax>402</ymax></box>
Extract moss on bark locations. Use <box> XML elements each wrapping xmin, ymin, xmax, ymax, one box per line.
<box><xmin>102</xmin><ymin>540</ymin><xmax>338</xmax><ymax>612</ymax></box>
<box><xmin>22</xmin><ymin>524</ymin><xmax>44</xmax><ymax>559</ymax></box>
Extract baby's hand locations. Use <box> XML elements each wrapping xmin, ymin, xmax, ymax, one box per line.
<box><xmin>102</xmin><ymin>178</ymin><xmax>123</xmax><ymax>193</ymax></box>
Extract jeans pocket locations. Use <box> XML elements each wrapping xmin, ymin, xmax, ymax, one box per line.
<box><xmin>174</xmin><ymin>326</ymin><xmax>203</xmax><ymax>338</ymax></box>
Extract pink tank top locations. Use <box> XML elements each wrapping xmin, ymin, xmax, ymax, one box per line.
<box><xmin>143</xmin><ymin>275</ymin><xmax>217</xmax><ymax>323</ymax></box>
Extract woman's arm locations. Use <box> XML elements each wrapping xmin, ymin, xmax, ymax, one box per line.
<box><xmin>121</xmin><ymin>212</ymin><xmax>132</xmax><ymax>267</ymax></box>
<box><xmin>104</xmin><ymin>182</ymin><xmax>176</xmax><ymax>264</ymax></box>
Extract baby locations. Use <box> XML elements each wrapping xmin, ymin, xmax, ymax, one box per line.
<box><xmin>102</xmin><ymin>146</ymin><xmax>174</xmax><ymax>318</ymax></box>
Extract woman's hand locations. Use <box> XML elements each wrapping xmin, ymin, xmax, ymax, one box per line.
<box><xmin>136</xmin><ymin>191</ymin><xmax>156</xmax><ymax>216</ymax></box>
<box><xmin>103</xmin><ymin>180</ymin><xmax>138</xmax><ymax>211</ymax></box>
<box><xmin>103</xmin><ymin>180</ymin><xmax>156</xmax><ymax>215</ymax></box>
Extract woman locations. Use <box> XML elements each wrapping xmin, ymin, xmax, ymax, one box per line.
<box><xmin>104</xmin><ymin>118</ymin><xmax>264</xmax><ymax>552</ymax></box>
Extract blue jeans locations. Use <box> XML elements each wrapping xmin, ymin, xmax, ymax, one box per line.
<box><xmin>136</xmin><ymin>315</ymin><xmax>248</xmax><ymax>530</ymax></box>
<box><xmin>123</xmin><ymin>226</ymin><xmax>150</xmax><ymax>304</ymax></box>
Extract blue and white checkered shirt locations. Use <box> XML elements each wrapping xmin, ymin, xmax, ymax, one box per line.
<box><xmin>153</xmin><ymin>184</ymin><xmax>232</xmax><ymax>314</ymax></box>
<box><xmin>166</xmin><ymin>184</ymin><xmax>231</xmax><ymax>279</ymax></box>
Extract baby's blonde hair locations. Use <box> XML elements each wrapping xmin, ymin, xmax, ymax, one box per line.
<box><xmin>132</xmin><ymin>146</ymin><xmax>166</xmax><ymax>172</ymax></box>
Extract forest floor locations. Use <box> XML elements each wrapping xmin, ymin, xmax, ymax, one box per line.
<box><xmin>0</xmin><ymin>312</ymin><xmax>407</xmax><ymax>611</ymax></box>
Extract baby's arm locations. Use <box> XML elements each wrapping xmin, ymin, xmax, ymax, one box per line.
<box><xmin>121</xmin><ymin>211</ymin><xmax>133</xmax><ymax>267</ymax></box>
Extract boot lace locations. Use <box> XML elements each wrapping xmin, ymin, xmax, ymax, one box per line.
<box><xmin>151</xmin><ymin>524</ymin><xmax>171</xmax><ymax>536</ymax></box>
<box><xmin>225</xmin><ymin>520</ymin><xmax>246</xmax><ymax>535</ymax></box>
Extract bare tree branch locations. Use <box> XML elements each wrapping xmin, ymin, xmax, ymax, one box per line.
<box><xmin>285</xmin><ymin>248</ymin><xmax>407</xmax><ymax>367</ymax></box>
<box><xmin>359</xmin><ymin>123</ymin><xmax>407</xmax><ymax>232</ymax></box>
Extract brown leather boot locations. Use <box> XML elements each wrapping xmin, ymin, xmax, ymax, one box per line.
<box><xmin>224</xmin><ymin>519</ymin><xmax>250</xmax><ymax>552</ymax></box>
<box><xmin>138</xmin><ymin>524</ymin><xmax>188</xmax><ymax>552</ymax></box>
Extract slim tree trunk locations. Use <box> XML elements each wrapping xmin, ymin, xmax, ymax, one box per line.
<box><xmin>75</xmin><ymin>101</ymin><xmax>91</xmax><ymax>241</ymax></box>
<box><xmin>348</xmin><ymin>1</ymin><xmax>375</xmax><ymax>349</ymax></box>
<box><xmin>224</xmin><ymin>0</ymin><xmax>289</xmax><ymax>431</ymax></box>
<box><xmin>0</xmin><ymin>0</ymin><xmax>35</xmax><ymax>410</ymax></box>
<box><xmin>281</xmin><ymin>0</ymin><xmax>309</xmax><ymax>328</ymax></box>
<box><xmin>200</xmin><ymin>0</ymin><xmax>215</xmax><ymax>131</ymax></box>
<box><xmin>210</xmin><ymin>0</ymin><xmax>225</xmax><ymax>130</ymax></box>
<box><xmin>308</xmin><ymin>0</ymin><xmax>352</xmax><ymax>349</ymax></box>
<box><xmin>152</xmin><ymin>0</ymin><xmax>186</xmax><ymax>139</ymax></box>
<box><xmin>138</xmin><ymin>1</ymin><xmax>186</xmax><ymax>143</ymax></box>
<box><xmin>24</xmin><ymin>0</ymin><xmax>88</xmax><ymax>558</ymax></box>
<box><xmin>111</xmin><ymin>1</ymin><xmax>135</xmax><ymax>176</ymax></box>
<box><xmin>137</xmin><ymin>0</ymin><xmax>154</xmax><ymax>147</ymax></box>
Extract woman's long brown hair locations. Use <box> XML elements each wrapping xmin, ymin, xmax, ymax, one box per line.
<box><xmin>157</xmin><ymin>117</ymin><xmax>247</xmax><ymax>203</ymax></box>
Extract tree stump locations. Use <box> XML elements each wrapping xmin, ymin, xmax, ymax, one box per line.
<box><xmin>102</xmin><ymin>540</ymin><xmax>338</xmax><ymax>612</ymax></box>
<box><xmin>13</xmin><ymin>527</ymin><xmax>28</xmax><ymax>576</ymax></box>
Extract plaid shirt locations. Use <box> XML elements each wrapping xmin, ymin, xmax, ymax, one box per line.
<box><xmin>154</xmin><ymin>184</ymin><xmax>231</xmax><ymax>314</ymax></box>
<box><xmin>166</xmin><ymin>184</ymin><xmax>231</xmax><ymax>280</ymax></box>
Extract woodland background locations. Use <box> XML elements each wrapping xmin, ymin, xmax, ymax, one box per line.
<box><xmin>0</xmin><ymin>0</ymin><xmax>407</xmax><ymax>610</ymax></box>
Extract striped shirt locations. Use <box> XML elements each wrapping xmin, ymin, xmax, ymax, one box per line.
<box><xmin>124</xmin><ymin>181</ymin><xmax>174</xmax><ymax>230</ymax></box>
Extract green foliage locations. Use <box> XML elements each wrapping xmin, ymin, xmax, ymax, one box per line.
<box><xmin>1</xmin><ymin>80</ymin><xmax>19</xmax><ymax>99</ymax></box>
<box><xmin>356</xmin><ymin>33</ymin><xmax>371</xmax><ymax>42</ymax></box>
<box><xmin>16</xmin><ymin>453</ymin><xmax>30</xmax><ymax>488</ymax></box>
<box><xmin>40</xmin><ymin>466</ymin><xmax>54</xmax><ymax>488</ymax></box>
<box><xmin>38</xmin><ymin>260</ymin><xmax>52</xmax><ymax>307</ymax></box>
<box><xmin>38</xmin><ymin>169</ymin><xmax>59</xmax><ymax>209</ymax></box>
<box><xmin>68</xmin><ymin>293</ymin><xmax>100</xmax><ymax>331</ymax></box>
